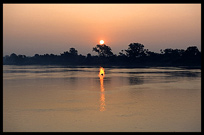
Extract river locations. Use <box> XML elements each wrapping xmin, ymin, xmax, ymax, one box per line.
<box><xmin>3</xmin><ymin>65</ymin><xmax>201</xmax><ymax>132</ymax></box>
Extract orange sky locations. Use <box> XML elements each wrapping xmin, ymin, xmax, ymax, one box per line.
<box><xmin>3</xmin><ymin>4</ymin><xmax>201</xmax><ymax>56</ymax></box>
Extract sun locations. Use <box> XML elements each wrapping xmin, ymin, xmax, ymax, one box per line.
<box><xmin>100</xmin><ymin>40</ymin><xmax>104</xmax><ymax>45</ymax></box>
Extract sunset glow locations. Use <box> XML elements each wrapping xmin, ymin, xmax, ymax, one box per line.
<box><xmin>3</xmin><ymin>4</ymin><xmax>201</xmax><ymax>56</ymax></box>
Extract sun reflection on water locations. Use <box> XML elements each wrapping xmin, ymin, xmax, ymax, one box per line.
<box><xmin>99</xmin><ymin>67</ymin><xmax>105</xmax><ymax>112</ymax></box>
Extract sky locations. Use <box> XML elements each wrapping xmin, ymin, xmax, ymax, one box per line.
<box><xmin>3</xmin><ymin>4</ymin><xmax>201</xmax><ymax>56</ymax></box>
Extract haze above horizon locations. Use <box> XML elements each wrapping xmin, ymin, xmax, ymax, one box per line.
<box><xmin>3</xmin><ymin>4</ymin><xmax>201</xmax><ymax>56</ymax></box>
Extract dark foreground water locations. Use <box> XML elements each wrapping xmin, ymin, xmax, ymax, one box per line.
<box><xmin>3</xmin><ymin>65</ymin><xmax>201</xmax><ymax>132</ymax></box>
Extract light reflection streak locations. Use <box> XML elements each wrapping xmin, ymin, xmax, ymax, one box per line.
<box><xmin>100</xmin><ymin>77</ymin><xmax>105</xmax><ymax>111</ymax></box>
<box><xmin>99</xmin><ymin>67</ymin><xmax>105</xmax><ymax>112</ymax></box>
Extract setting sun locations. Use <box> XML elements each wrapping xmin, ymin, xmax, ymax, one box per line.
<box><xmin>100</xmin><ymin>40</ymin><xmax>104</xmax><ymax>45</ymax></box>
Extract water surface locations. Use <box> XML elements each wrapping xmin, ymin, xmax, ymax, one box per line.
<box><xmin>3</xmin><ymin>65</ymin><xmax>201</xmax><ymax>132</ymax></box>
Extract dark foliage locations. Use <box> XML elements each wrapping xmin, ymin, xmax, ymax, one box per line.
<box><xmin>3</xmin><ymin>44</ymin><xmax>201</xmax><ymax>67</ymax></box>
<box><xmin>93</xmin><ymin>44</ymin><xmax>113</xmax><ymax>57</ymax></box>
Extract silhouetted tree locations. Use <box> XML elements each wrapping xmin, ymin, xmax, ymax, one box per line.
<box><xmin>10</xmin><ymin>53</ymin><xmax>17</xmax><ymax>58</ymax></box>
<box><xmin>87</xmin><ymin>53</ymin><xmax>91</xmax><ymax>58</ymax></box>
<box><xmin>118</xmin><ymin>50</ymin><xmax>126</xmax><ymax>57</ymax></box>
<box><xmin>125</xmin><ymin>43</ymin><xmax>146</xmax><ymax>58</ymax></box>
<box><xmin>93</xmin><ymin>44</ymin><xmax>113</xmax><ymax>57</ymax></box>
<box><xmin>69</xmin><ymin>48</ymin><xmax>78</xmax><ymax>56</ymax></box>
<box><xmin>61</xmin><ymin>51</ymin><xmax>69</xmax><ymax>57</ymax></box>
<box><xmin>184</xmin><ymin>46</ymin><xmax>200</xmax><ymax>56</ymax></box>
<box><xmin>163</xmin><ymin>48</ymin><xmax>185</xmax><ymax>57</ymax></box>
<box><xmin>3</xmin><ymin>44</ymin><xmax>201</xmax><ymax>68</ymax></box>
<box><xmin>181</xmin><ymin>46</ymin><xmax>201</xmax><ymax>66</ymax></box>
<box><xmin>9</xmin><ymin>53</ymin><xmax>18</xmax><ymax>64</ymax></box>
<box><xmin>34</xmin><ymin>54</ymin><xmax>40</xmax><ymax>57</ymax></box>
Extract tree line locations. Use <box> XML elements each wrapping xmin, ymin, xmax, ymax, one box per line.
<box><xmin>3</xmin><ymin>43</ymin><xmax>201</xmax><ymax>67</ymax></box>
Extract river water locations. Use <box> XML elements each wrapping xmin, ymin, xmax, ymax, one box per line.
<box><xmin>3</xmin><ymin>65</ymin><xmax>201</xmax><ymax>132</ymax></box>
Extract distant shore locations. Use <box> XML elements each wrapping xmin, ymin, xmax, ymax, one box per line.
<box><xmin>3</xmin><ymin>44</ymin><xmax>201</xmax><ymax>69</ymax></box>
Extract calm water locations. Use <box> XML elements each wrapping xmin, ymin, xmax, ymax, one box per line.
<box><xmin>3</xmin><ymin>65</ymin><xmax>201</xmax><ymax>132</ymax></box>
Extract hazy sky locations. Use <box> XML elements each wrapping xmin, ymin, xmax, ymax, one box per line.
<box><xmin>3</xmin><ymin>4</ymin><xmax>201</xmax><ymax>56</ymax></box>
